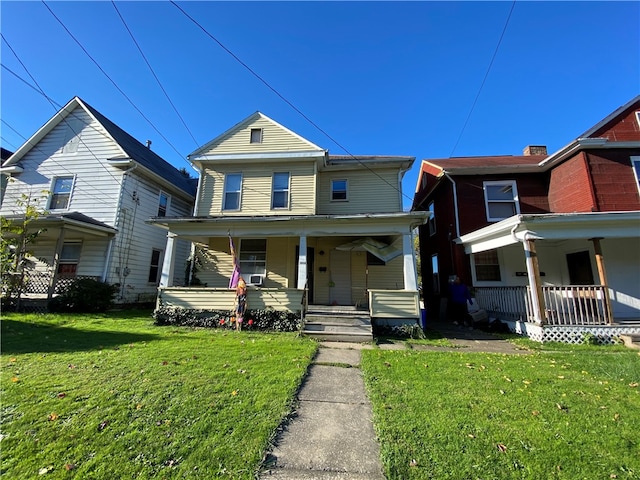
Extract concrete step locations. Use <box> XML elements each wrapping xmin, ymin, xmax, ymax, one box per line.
<box><xmin>620</xmin><ymin>334</ymin><xmax>640</xmax><ymax>350</ymax></box>
<box><xmin>302</xmin><ymin>330</ymin><xmax>374</xmax><ymax>343</ymax></box>
<box><xmin>303</xmin><ymin>323</ymin><xmax>372</xmax><ymax>334</ymax></box>
<box><xmin>302</xmin><ymin>307</ymin><xmax>373</xmax><ymax>343</ymax></box>
<box><xmin>304</xmin><ymin>314</ymin><xmax>371</xmax><ymax>326</ymax></box>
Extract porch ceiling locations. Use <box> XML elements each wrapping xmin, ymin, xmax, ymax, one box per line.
<box><xmin>458</xmin><ymin>211</ymin><xmax>640</xmax><ymax>254</ymax></box>
<box><xmin>149</xmin><ymin>211</ymin><xmax>428</xmax><ymax>239</ymax></box>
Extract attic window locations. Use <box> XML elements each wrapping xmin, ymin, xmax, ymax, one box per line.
<box><xmin>250</xmin><ymin>128</ymin><xmax>263</xmax><ymax>144</ymax></box>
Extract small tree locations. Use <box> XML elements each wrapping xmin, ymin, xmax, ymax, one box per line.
<box><xmin>1</xmin><ymin>190</ymin><xmax>49</xmax><ymax>310</ymax></box>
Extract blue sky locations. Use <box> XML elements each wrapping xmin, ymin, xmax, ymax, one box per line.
<box><xmin>1</xmin><ymin>1</ymin><xmax>638</xmax><ymax>209</ymax></box>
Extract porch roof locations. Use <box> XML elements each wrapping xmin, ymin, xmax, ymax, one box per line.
<box><xmin>148</xmin><ymin>211</ymin><xmax>428</xmax><ymax>241</ymax></box>
<box><xmin>2</xmin><ymin>211</ymin><xmax>117</xmax><ymax>239</ymax></box>
<box><xmin>457</xmin><ymin>211</ymin><xmax>640</xmax><ymax>254</ymax></box>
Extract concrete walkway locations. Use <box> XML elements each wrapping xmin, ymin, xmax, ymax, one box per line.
<box><xmin>259</xmin><ymin>324</ymin><xmax>525</xmax><ymax>479</ymax></box>
<box><xmin>260</xmin><ymin>342</ymin><xmax>383</xmax><ymax>480</ymax></box>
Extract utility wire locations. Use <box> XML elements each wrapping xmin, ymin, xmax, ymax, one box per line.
<box><xmin>111</xmin><ymin>1</ymin><xmax>199</xmax><ymax>148</ymax></box>
<box><xmin>449</xmin><ymin>0</ymin><xmax>517</xmax><ymax>158</ymax></box>
<box><xmin>170</xmin><ymin>0</ymin><xmax>416</xmax><ymax>206</ymax></box>
<box><xmin>42</xmin><ymin>0</ymin><xmax>190</xmax><ymax>168</ymax></box>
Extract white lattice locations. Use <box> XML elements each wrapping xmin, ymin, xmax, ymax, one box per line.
<box><xmin>506</xmin><ymin>321</ymin><xmax>640</xmax><ymax>345</ymax></box>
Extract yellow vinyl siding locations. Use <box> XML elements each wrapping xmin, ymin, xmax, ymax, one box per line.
<box><xmin>369</xmin><ymin>290</ymin><xmax>419</xmax><ymax>319</ymax></box>
<box><xmin>158</xmin><ymin>287</ymin><xmax>302</xmax><ymax>312</ymax></box>
<box><xmin>201</xmin><ymin>117</ymin><xmax>319</xmax><ymax>155</ymax></box>
<box><xmin>198</xmin><ymin>162</ymin><xmax>315</xmax><ymax>216</ymax></box>
<box><xmin>317</xmin><ymin>168</ymin><xmax>401</xmax><ymax>214</ymax></box>
<box><xmin>196</xmin><ymin>237</ymin><xmax>234</xmax><ymax>288</ymax></box>
<box><xmin>265</xmin><ymin>237</ymin><xmax>291</xmax><ymax>288</ymax></box>
<box><xmin>369</xmin><ymin>256</ymin><xmax>404</xmax><ymax>290</ymax></box>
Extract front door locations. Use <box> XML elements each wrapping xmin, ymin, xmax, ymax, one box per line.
<box><xmin>566</xmin><ymin>250</ymin><xmax>594</xmax><ymax>285</ymax></box>
<box><xmin>329</xmin><ymin>249</ymin><xmax>351</xmax><ymax>305</ymax></box>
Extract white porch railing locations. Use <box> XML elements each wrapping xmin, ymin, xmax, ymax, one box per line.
<box><xmin>474</xmin><ymin>285</ymin><xmax>611</xmax><ymax>326</ymax></box>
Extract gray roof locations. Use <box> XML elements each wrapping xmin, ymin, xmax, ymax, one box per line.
<box><xmin>81</xmin><ymin>99</ymin><xmax>197</xmax><ymax>197</ymax></box>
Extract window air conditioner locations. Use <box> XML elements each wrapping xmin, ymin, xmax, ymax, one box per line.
<box><xmin>249</xmin><ymin>275</ymin><xmax>263</xmax><ymax>286</ymax></box>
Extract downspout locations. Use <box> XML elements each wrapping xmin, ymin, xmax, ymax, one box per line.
<box><xmin>188</xmin><ymin>163</ymin><xmax>204</xmax><ymax>285</ymax></box>
<box><xmin>511</xmin><ymin>224</ymin><xmax>546</xmax><ymax>325</ymax></box>
<box><xmin>443</xmin><ymin>173</ymin><xmax>460</xmax><ymax>238</ymax></box>
<box><xmin>107</xmin><ymin>163</ymin><xmax>137</xmax><ymax>284</ymax></box>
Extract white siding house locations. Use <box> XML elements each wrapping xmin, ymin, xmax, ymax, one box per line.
<box><xmin>0</xmin><ymin>97</ymin><xmax>196</xmax><ymax>305</ymax></box>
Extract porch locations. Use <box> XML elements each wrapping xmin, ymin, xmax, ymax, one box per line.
<box><xmin>474</xmin><ymin>285</ymin><xmax>640</xmax><ymax>343</ymax></box>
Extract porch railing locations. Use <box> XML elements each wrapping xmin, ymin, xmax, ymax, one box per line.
<box><xmin>6</xmin><ymin>272</ymin><xmax>100</xmax><ymax>296</ymax></box>
<box><xmin>474</xmin><ymin>285</ymin><xmax>610</xmax><ymax>326</ymax></box>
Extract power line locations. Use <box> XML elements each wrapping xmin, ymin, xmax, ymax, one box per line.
<box><xmin>111</xmin><ymin>1</ymin><xmax>199</xmax><ymax>148</ymax></box>
<box><xmin>449</xmin><ymin>0</ymin><xmax>517</xmax><ymax>158</ymax></box>
<box><xmin>41</xmin><ymin>0</ymin><xmax>190</xmax><ymax>168</ymax></box>
<box><xmin>170</xmin><ymin>0</ymin><xmax>417</xmax><ymax>206</ymax></box>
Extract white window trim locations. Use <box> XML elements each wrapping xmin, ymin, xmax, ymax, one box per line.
<box><xmin>158</xmin><ymin>191</ymin><xmax>171</xmax><ymax>217</ymax></box>
<box><xmin>222</xmin><ymin>173</ymin><xmax>243</xmax><ymax>211</ymax></box>
<box><xmin>470</xmin><ymin>248</ymin><xmax>505</xmax><ymax>286</ymax></box>
<box><xmin>483</xmin><ymin>180</ymin><xmax>520</xmax><ymax>222</ymax></box>
<box><xmin>48</xmin><ymin>175</ymin><xmax>76</xmax><ymax>211</ymax></box>
<box><xmin>330</xmin><ymin>179</ymin><xmax>349</xmax><ymax>202</ymax></box>
<box><xmin>635</xmin><ymin>111</ymin><xmax>640</xmax><ymax>129</ymax></box>
<box><xmin>631</xmin><ymin>156</ymin><xmax>640</xmax><ymax>195</ymax></box>
<box><xmin>271</xmin><ymin>172</ymin><xmax>291</xmax><ymax>210</ymax></box>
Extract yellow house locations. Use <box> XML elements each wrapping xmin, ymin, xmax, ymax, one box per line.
<box><xmin>150</xmin><ymin>112</ymin><xmax>428</xmax><ymax>334</ymax></box>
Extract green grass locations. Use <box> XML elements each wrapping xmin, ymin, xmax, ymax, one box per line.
<box><xmin>1</xmin><ymin>311</ymin><xmax>317</xmax><ymax>479</ymax></box>
<box><xmin>362</xmin><ymin>347</ymin><xmax>640</xmax><ymax>480</ymax></box>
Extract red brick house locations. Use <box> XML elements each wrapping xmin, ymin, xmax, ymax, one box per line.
<box><xmin>413</xmin><ymin>96</ymin><xmax>640</xmax><ymax>342</ymax></box>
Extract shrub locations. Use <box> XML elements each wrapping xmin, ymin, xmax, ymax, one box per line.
<box><xmin>373</xmin><ymin>322</ymin><xmax>426</xmax><ymax>339</ymax></box>
<box><xmin>49</xmin><ymin>278</ymin><xmax>118</xmax><ymax>313</ymax></box>
<box><xmin>153</xmin><ymin>306</ymin><xmax>301</xmax><ymax>332</ymax></box>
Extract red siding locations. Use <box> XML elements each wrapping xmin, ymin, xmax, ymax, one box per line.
<box><xmin>548</xmin><ymin>153</ymin><xmax>596</xmax><ymax>212</ymax></box>
<box><xmin>589</xmin><ymin>103</ymin><xmax>640</xmax><ymax>142</ymax></box>
<box><xmin>586</xmin><ymin>150</ymin><xmax>640</xmax><ymax>211</ymax></box>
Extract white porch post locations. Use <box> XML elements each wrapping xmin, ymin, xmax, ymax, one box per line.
<box><xmin>402</xmin><ymin>233</ymin><xmax>418</xmax><ymax>290</ymax></box>
<box><xmin>523</xmin><ymin>238</ymin><xmax>546</xmax><ymax>325</ymax></box>
<box><xmin>297</xmin><ymin>235</ymin><xmax>307</xmax><ymax>289</ymax></box>
<box><xmin>159</xmin><ymin>233</ymin><xmax>177</xmax><ymax>288</ymax></box>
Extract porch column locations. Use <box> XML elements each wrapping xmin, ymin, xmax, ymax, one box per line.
<box><xmin>297</xmin><ymin>235</ymin><xmax>307</xmax><ymax>289</ymax></box>
<box><xmin>402</xmin><ymin>233</ymin><xmax>418</xmax><ymax>291</ymax></box>
<box><xmin>159</xmin><ymin>233</ymin><xmax>177</xmax><ymax>288</ymax></box>
<box><xmin>523</xmin><ymin>238</ymin><xmax>546</xmax><ymax>325</ymax></box>
<box><xmin>47</xmin><ymin>227</ymin><xmax>66</xmax><ymax>301</ymax></box>
<box><xmin>590</xmin><ymin>238</ymin><xmax>614</xmax><ymax>324</ymax></box>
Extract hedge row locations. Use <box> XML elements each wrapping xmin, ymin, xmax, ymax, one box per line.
<box><xmin>153</xmin><ymin>306</ymin><xmax>301</xmax><ymax>332</ymax></box>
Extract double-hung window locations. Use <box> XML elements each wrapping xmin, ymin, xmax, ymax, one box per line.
<box><xmin>57</xmin><ymin>242</ymin><xmax>82</xmax><ymax>276</ymax></box>
<box><xmin>483</xmin><ymin>180</ymin><xmax>520</xmax><ymax>222</ymax></box>
<box><xmin>158</xmin><ymin>191</ymin><xmax>170</xmax><ymax>217</ymax></box>
<box><xmin>331</xmin><ymin>179</ymin><xmax>348</xmax><ymax>201</ymax></box>
<box><xmin>223</xmin><ymin>173</ymin><xmax>242</xmax><ymax>211</ymax></box>
<box><xmin>473</xmin><ymin>249</ymin><xmax>501</xmax><ymax>282</ymax></box>
<box><xmin>272</xmin><ymin>172</ymin><xmax>290</xmax><ymax>209</ymax></box>
<box><xmin>428</xmin><ymin>201</ymin><xmax>436</xmax><ymax>236</ymax></box>
<box><xmin>49</xmin><ymin>176</ymin><xmax>74</xmax><ymax>210</ymax></box>
<box><xmin>239</xmin><ymin>239</ymin><xmax>267</xmax><ymax>284</ymax></box>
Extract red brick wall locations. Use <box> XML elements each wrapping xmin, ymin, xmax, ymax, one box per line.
<box><xmin>548</xmin><ymin>153</ymin><xmax>596</xmax><ymax>212</ymax></box>
<box><xmin>587</xmin><ymin>150</ymin><xmax>640</xmax><ymax>211</ymax></box>
<box><xmin>456</xmin><ymin>174</ymin><xmax>550</xmax><ymax>234</ymax></box>
<box><xmin>589</xmin><ymin>104</ymin><xmax>640</xmax><ymax>142</ymax></box>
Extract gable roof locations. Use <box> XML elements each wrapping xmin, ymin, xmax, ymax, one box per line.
<box><xmin>579</xmin><ymin>95</ymin><xmax>640</xmax><ymax>139</ymax></box>
<box><xmin>188</xmin><ymin>111</ymin><xmax>325</xmax><ymax>159</ymax></box>
<box><xmin>3</xmin><ymin>97</ymin><xmax>196</xmax><ymax>197</ymax></box>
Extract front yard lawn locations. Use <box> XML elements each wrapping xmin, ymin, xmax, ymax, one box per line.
<box><xmin>362</xmin><ymin>347</ymin><xmax>640</xmax><ymax>479</ymax></box>
<box><xmin>1</xmin><ymin>311</ymin><xmax>317</xmax><ymax>479</ymax></box>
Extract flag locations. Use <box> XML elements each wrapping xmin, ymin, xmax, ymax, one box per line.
<box><xmin>229</xmin><ymin>236</ymin><xmax>241</xmax><ymax>288</ymax></box>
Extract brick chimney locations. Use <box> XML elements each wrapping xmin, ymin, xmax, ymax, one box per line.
<box><xmin>523</xmin><ymin>145</ymin><xmax>547</xmax><ymax>156</ymax></box>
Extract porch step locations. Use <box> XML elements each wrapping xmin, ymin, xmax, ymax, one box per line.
<box><xmin>620</xmin><ymin>334</ymin><xmax>640</xmax><ymax>351</ymax></box>
<box><xmin>302</xmin><ymin>306</ymin><xmax>373</xmax><ymax>343</ymax></box>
